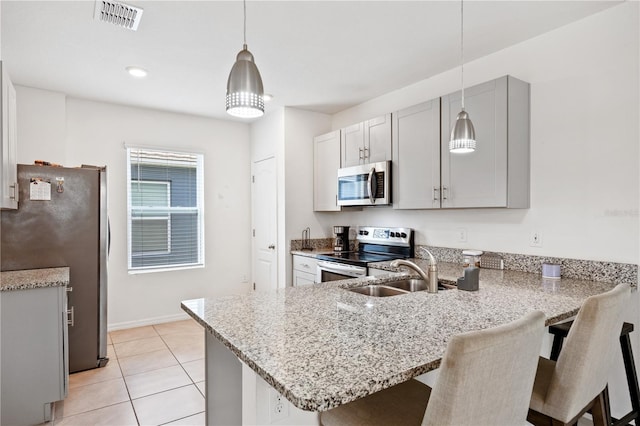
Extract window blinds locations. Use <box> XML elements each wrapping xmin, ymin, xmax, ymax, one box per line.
<box><xmin>127</xmin><ymin>147</ymin><xmax>204</xmax><ymax>272</ymax></box>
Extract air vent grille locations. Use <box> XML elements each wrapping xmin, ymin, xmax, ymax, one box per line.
<box><xmin>94</xmin><ymin>1</ymin><xmax>143</xmax><ymax>31</ymax></box>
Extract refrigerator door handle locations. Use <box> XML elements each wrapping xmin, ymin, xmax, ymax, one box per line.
<box><xmin>108</xmin><ymin>218</ymin><xmax>111</xmax><ymax>257</ymax></box>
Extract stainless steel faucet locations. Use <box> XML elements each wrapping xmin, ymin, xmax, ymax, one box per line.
<box><xmin>390</xmin><ymin>250</ymin><xmax>439</xmax><ymax>293</ymax></box>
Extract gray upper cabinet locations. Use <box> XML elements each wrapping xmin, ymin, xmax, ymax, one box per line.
<box><xmin>392</xmin><ymin>99</ymin><xmax>441</xmax><ymax>209</ymax></box>
<box><xmin>440</xmin><ymin>75</ymin><xmax>530</xmax><ymax>208</ymax></box>
<box><xmin>0</xmin><ymin>61</ymin><xmax>18</xmax><ymax>210</ymax></box>
<box><xmin>341</xmin><ymin>113</ymin><xmax>391</xmax><ymax>167</ymax></box>
<box><xmin>340</xmin><ymin>122</ymin><xmax>364</xmax><ymax>168</ymax></box>
<box><xmin>314</xmin><ymin>130</ymin><xmax>341</xmax><ymax>211</ymax></box>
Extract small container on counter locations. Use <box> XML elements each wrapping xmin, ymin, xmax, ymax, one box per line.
<box><xmin>542</xmin><ymin>263</ymin><xmax>562</xmax><ymax>279</ymax></box>
<box><xmin>462</xmin><ymin>250</ymin><xmax>483</xmax><ymax>268</ymax></box>
<box><xmin>457</xmin><ymin>266</ymin><xmax>480</xmax><ymax>291</ymax></box>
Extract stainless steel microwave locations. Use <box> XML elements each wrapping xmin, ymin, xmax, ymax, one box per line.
<box><xmin>337</xmin><ymin>161</ymin><xmax>391</xmax><ymax>206</ymax></box>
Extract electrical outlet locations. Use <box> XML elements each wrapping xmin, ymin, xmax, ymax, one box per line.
<box><xmin>530</xmin><ymin>231</ymin><xmax>543</xmax><ymax>247</ymax></box>
<box><xmin>269</xmin><ymin>389</ymin><xmax>289</xmax><ymax>422</ymax></box>
<box><xmin>456</xmin><ymin>228</ymin><xmax>467</xmax><ymax>243</ymax></box>
<box><xmin>240</xmin><ymin>274</ymin><xmax>249</xmax><ymax>283</ymax></box>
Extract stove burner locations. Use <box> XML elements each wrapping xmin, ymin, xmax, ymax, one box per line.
<box><xmin>316</xmin><ymin>251</ymin><xmax>406</xmax><ymax>268</ymax></box>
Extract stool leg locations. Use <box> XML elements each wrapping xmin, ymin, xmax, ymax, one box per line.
<box><xmin>620</xmin><ymin>332</ymin><xmax>640</xmax><ymax>425</ymax></box>
<box><xmin>550</xmin><ymin>334</ymin><xmax>564</xmax><ymax>362</ymax></box>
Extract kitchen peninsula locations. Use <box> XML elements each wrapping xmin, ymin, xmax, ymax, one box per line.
<box><xmin>182</xmin><ymin>263</ymin><xmax>619</xmax><ymax>425</ymax></box>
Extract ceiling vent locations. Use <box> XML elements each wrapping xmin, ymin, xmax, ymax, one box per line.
<box><xmin>94</xmin><ymin>1</ymin><xmax>143</xmax><ymax>31</ymax></box>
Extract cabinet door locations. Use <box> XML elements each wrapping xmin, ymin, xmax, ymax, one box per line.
<box><xmin>0</xmin><ymin>62</ymin><xmax>18</xmax><ymax>210</ymax></box>
<box><xmin>365</xmin><ymin>113</ymin><xmax>392</xmax><ymax>164</ymax></box>
<box><xmin>293</xmin><ymin>255</ymin><xmax>318</xmax><ymax>273</ymax></box>
<box><xmin>393</xmin><ymin>100</ymin><xmax>441</xmax><ymax>209</ymax></box>
<box><xmin>341</xmin><ymin>122</ymin><xmax>365</xmax><ymax>167</ymax></box>
<box><xmin>294</xmin><ymin>270</ymin><xmax>316</xmax><ymax>286</ymax></box>
<box><xmin>1</xmin><ymin>286</ymin><xmax>67</xmax><ymax>425</ymax></box>
<box><xmin>441</xmin><ymin>77</ymin><xmax>508</xmax><ymax>208</ymax></box>
<box><xmin>313</xmin><ymin>131</ymin><xmax>341</xmax><ymax>211</ymax></box>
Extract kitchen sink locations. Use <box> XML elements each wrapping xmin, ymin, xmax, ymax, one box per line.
<box><xmin>348</xmin><ymin>285</ymin><xmax>408</xmax><ymax>297</ymax></box>
<box><xmin>385</xmin><ymin>279</ymin><xmax>428</xmax><ymax>292</ymax></box>
<box><xmin>385</xmin><ymin>279</ymin><xmax>457</xmax><ymax>292</ymax></box>
<box><xmin>348</xmin><ymin>280</ymin><xmax>455</xmax><ymax>297</ymax></box>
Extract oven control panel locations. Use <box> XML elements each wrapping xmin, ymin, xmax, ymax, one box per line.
<box><xmin>356</xmin><ymin>226</ymin><xmax>413</xmax><ymax>247</ymax></box>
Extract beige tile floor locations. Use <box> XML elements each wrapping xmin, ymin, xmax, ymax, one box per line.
<box><xmin>53</xmin><ymin>319</ymin><xmax>206</xmax><ymax>425</ymax></box>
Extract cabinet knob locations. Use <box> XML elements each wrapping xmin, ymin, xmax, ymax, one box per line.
<box><xmin>442</xmin><ymin>186</ymin><xmax>448</xmax><ymax>200</ymax></box>
<box><xmin>268</xmin><ymin>244</ymin><xmax>276</xmax><ymax>250</ymax></box>
<box><xmin>433</xmin><ymin>187</ymin><xmax>440</xmax><ymax>201</ymax></box>
<box><xmin>358</xmin><ymin>148</ymin><xmax>364</xmax><ymax>160</ymax></box>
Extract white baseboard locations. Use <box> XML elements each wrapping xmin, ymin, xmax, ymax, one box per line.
<box><xmin>108</xmin><ymin>312</ymin><xmax>191</xmax><ymax>332</ymax></box>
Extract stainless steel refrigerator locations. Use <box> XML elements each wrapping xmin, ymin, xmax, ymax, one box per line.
<box><xmin>1</xmin><ymin>164</ymin><xmax>109</xmax><ymax>373</ymax></box>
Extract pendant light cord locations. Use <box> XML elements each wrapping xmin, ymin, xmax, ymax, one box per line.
<box><xmin>243</xmin><ymin>0</ymin><xmax>247</xmax><ymax>47</ymax></box>
<box><xmin>460</xmin><ymin>0</ymin><xmax>465</xmax><ymax>110</ymax></box>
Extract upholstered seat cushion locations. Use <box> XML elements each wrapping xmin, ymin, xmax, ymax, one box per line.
<box><xmin>529</xmin><ymin>356</ymin><xmax>556</xmax><ymax>413</ymax></box>
<box><xmin>320</xmin><ymin>379</ymin><xmax>431</xmax><ymax>426</ymax></box>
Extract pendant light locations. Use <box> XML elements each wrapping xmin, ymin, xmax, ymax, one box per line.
<box><xmin>449</xmin><ymin>0</ymin><xmax>476</xmax><ymax>153</ymax></box>
<box><xmin>226</xmin><ymin>0</ymin><xmax>264</xmax><ymax>118</ymax></box>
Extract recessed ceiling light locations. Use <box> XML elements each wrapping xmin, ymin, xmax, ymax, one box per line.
<box><xmin>263</xmin><ymin>94</ymin><xmax>273</xmax><ymax>102</ymax></box>
<box><xmin>126</xmin><ymin>66</ymin><xmax>148</xmax><ymax>78</ymax></box>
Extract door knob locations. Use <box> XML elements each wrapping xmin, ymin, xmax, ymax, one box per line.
<box><xmin>268</xmin><ymin>244</ymin><xmax>276</xmax><ymax>250</ymax></box>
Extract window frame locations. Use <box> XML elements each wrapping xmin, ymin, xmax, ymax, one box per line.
<box><xmin>126</xmin><ymin>146</ymin><xmax>205</xmax><ymax>274</ymax></box>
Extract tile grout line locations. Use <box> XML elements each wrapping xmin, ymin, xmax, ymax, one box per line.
<box><xmin>114</xmin><ymin>331</ymin><xmax>146</xmax><ymax>426</ymax></box>
<box><xmin>56</xmin><ymin>322</ymin><xmax>204</xmax><ymax>425</ymax></box>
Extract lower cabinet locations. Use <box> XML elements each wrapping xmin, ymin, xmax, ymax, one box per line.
<box><xmin>292</xmin><ymin>255</ymin><xmax>318</xmax><ymax>286</ymax></box>
<box><xmin>1</xmin><ymin>285</ymin><xmax>68</xmax><ymax>425</ymax></box>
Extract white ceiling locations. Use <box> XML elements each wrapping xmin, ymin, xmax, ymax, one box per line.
<box><xmin>1</xmin><ymin>0</ymin><xmax>621</xmax><ymax>121</ymax></box>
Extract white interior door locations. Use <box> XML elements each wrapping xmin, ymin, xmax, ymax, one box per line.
<box><xmin>252</xmin><ymin>157</ymin><xmax>277</xmax><ymax>292</ymax></box>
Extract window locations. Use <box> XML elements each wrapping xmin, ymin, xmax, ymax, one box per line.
<box><xmin>127</xmin><ymin>147</ymin><xmax>204</xmax><ymax>272</ymax></box>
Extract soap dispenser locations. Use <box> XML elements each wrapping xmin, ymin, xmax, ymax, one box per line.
<box><xmin>457</xmin><ymin>266</ymin><xmax>480</xmax><ymax>291</ymax></box>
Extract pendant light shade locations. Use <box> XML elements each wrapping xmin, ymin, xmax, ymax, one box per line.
<box><xmin>449</xmin><ymin>0</ymin><xmax>476</xmax><ymax>153</ymax></box>
<box><xmin>226</xmin><ymin>44</ymin><xmax>264</xmax><ymax>118</ymax></box>
<box><xmin>449</xmin><ymin>110</ymin><xmax>476</xmax><ymax>153</ymax></box>
<box><xmin>226</xmin><ymin>0</ymin><xmax>264</xmax><ymax>118</ymax></box>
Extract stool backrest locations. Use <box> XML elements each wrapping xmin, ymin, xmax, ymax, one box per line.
<box><xmin>542</xmin><ymin>283</ymin><xmax>631</xmax><ymax>421</ymax></box>
<box><xmin>422</xmin><ymin>310</ymin><xmax>546</xmax><ymax>426</ymax></box>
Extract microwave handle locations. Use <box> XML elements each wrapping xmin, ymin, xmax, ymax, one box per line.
<box><xmin>367</xmin><ymin>167</ymin><xmax>376</xmax><ymax>204</ymax></box>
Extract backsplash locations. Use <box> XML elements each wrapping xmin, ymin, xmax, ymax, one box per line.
<box><xmin>290</xmin><ymin>238</ymin><xmax>334</xmax><ymax>251</ymax></box>
<box><xmin>415</xmin><ymin>246</ymin><xmax>638</xmax><ymax>286</ymax></box>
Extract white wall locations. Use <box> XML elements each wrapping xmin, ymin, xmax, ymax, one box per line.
<box><xmin>283</xmin><ymin>107</ymin><xmax>332</xmax><ymax>285</ymax></box>
<box><xmin>16</xmin><ymin>87</ymin><xmax>253</xmax><ymax>328</ymax></box>
<box><xmin>316</xmin><ymin>2</ymin><xmax>639</xmax><ymax>265</ymax></box>
<box><xmin>15</xmin><ymin>86</ymin><xmax>66</xmax><ymax>163</ymax></box>
<box><xmin>250</xmin><ymin>107</ymin><xmax>332</xmax><ymax>287</ymax></box>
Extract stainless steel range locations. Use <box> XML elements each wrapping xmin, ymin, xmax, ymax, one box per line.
<box><xmin>316</xmin><ymin>226</ymin><xmax>414</xmax><ymax>282</ymax></box>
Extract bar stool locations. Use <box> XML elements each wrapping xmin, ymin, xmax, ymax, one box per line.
<box><xmin>528</xmin><ymin>283</ymin><xmax>631</xmax><ymax>426</ymax></box>
<box><xmin>549</xmin><ymin>321</ymin><xmax>640</xmax><ymax>426</ymax></box>
<box><xmin>320</xmin><ymin>311</ymin><xmax>546</xmax><ymax>426</ymax></box>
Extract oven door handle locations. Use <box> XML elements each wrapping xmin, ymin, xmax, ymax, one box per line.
<box><xmin>317</xmin><ymin>261</ymin><xmax>366</xmax><ymax>276</ymax></box>
<box><xmin>367</xmin><ymin>167</ymin><xmax>376</xmax><ymax>204</ymax></box>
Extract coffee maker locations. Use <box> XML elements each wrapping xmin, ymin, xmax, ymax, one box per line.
<box><xmin>333</xmin><ymin>226</ymin><xmax>350</xmax><ymax>253</ymax></box>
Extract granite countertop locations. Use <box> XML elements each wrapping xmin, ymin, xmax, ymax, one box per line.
<box><xmin>181</xmin><ymin>262</ymin><xmax>618</xmax><ymax>412</ymax></box>
<box><xmin>1</xmin><ymin>267</ymin><xmax>70</xmax><ymax>292</ymax></box>
<box><xmin>290</xmin><ymin>249</ymin><xmax>335</xmax><ymax>258</ymax></box>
